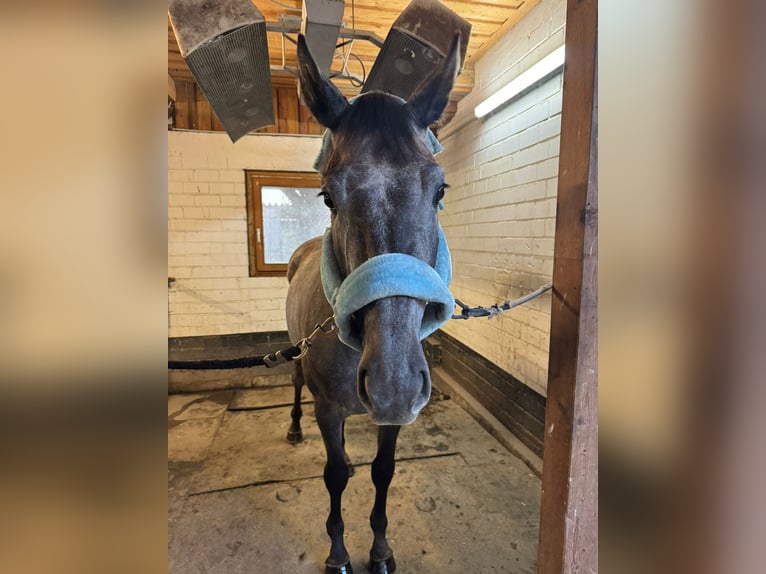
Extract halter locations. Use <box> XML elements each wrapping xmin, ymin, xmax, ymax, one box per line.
<box><xmin>314</xmin><ymin>94</ymin><xmax>452</xmax><ymax>351</ymax></box>
<box><xmin>320</xmin><ymin>226</ymin><xmax>455</xmax><ymax>351</ymax></box>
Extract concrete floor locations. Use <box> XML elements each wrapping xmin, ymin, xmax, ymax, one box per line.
<box><xmin>168</xmin><ymin>370</ymin><xmax>541</xmax><ymax>573</ymax></box>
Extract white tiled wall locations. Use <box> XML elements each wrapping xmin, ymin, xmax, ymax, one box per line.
<box><xmin>438</xmin><ymin>0</ymin><xmax>566</xmax><ymax>396</ymax></box>
<box><xmin>167</xmin><ymin>131</ymin><xmax>322</xmax><ymax>337</ymax></box>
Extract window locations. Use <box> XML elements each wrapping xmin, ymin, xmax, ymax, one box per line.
<box><xmin>245</xmin><ymin>170</ymin><xmax>329</xmax><ymax>276</ymax></box>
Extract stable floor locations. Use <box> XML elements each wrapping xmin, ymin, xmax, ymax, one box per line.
<box><xmin>168</xmin><ymin>370</ymin><xmax>541</xmax><ymax>573</ymax></box>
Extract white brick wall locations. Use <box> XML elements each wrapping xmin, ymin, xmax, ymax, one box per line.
<box><xmin>438</xmin><ymin>0</ymin><xmax>566</xmax><ymax>396</ymax></box>
<box><xmin>168</xmin><ymin>130</ymin><xmax>322</xmax><ymax>337</ymax></box>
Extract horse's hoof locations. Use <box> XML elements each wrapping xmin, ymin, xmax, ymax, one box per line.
<box><xmin>324</xmin><ymin>560</ymin><xmax>353</xmax><ymax>574</ymax></box>
<box><xmin>368</xmin><ymin>555</ymin><xmax>396</xmax><ymax>574</ymax></box>
<box><xmin>286</xmin><ymin>429</ymin><xmax>303</xmax><ymax>444</ymax></box>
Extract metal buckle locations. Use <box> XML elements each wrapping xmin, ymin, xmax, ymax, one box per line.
<box><xmin>285</xmin><ymin>316</ymin><xmax>335</xmax><ymax>364</ymax></box>
<box><xmin>294</xmin><ymin>340</ymin><xmax>311</xmax><ymax>360</ymax></box>
<box><xmin>263</xmin><ymin>351</ymin><xmax>283</xmax><ymax>368</ymax></box>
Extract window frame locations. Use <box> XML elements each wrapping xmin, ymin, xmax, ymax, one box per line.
<box><xmin>245</xmin><ymin>170</ymin><xmax>323</xmax><ymax>277</ymax></box>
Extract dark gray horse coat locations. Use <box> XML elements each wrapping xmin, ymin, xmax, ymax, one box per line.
<box><xmin>285</xmin><ymin>33</ymin><xmax>461</xmax><ymax>574</ymax></box>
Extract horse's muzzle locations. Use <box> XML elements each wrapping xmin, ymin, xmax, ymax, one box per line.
<box><xmin>357</xmin><ymin>299</ymin><xmax>432</xmax><ymax>425</ymax></box>
<box><xmin>358</xmin><ymin>362</ymin><xmax>431</xmax><ymax>425</ymax></box>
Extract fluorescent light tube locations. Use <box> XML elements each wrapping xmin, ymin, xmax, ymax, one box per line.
<box><xmin>474</xmin><ymin>45</ymin><xmax>566</xmax><ymax>119</ymax></box>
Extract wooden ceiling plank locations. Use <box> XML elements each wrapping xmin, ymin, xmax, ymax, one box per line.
<box><xmin>467</xmin><ymin>0</ymin><xmax>539</xmax><ymax>65</ymax></box>
<box><xmin>168</xmin><ymin>0</ymin><xmax>545</xmax><ymax>127</ymax></box>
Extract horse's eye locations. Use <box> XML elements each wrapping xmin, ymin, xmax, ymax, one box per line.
<box><xmin>318</xmin><ymin>191</ymin><xmax>335</xmax><ymax>210</ymax></box>
<box><xmin>435</xmin><ymin>183</ymin><xmax>449</xmax><ymax>204</ymax></box>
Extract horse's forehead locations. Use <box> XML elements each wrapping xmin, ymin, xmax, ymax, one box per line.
<box><xmin>332</xmin><ymin>160</ymin><xmax>440</xmax><ymax>191</ymax></box>
<box><xmin>329</xmin><ymin>94</ymin><xmax>435</xmax><ymax>165</ymax></box>
<box><xmin>336</xmin><ymin>130</ymin><xmax>426</xmax><ymax>161</ymax></box>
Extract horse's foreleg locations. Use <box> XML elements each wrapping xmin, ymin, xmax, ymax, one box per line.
<box><xmin>286</xmin><ymin>361</ymin><xmax>304</xmax><ymax>444</ymax></box>
<box><xmin>317</xmin><ymin>407</ymin><xmax>353</xmax><ymax>573</ymax></box>
<box><xmin>368</xmin><ymin>425</ymin><xmax>401</xmax><ymax>574</ymax></box>
<box><xmin>341</xmin><ymin>419</ymin><xmax>354</xmax><ymax>476</ymax></box>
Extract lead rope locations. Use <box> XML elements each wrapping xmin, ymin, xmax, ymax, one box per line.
<box><xmin>167</xmin><ymin>285</ymin><xmax>552</xmax><ymax>370</ymax></box>
<box><xmin>451</xmin><ymin>282</ymin><xmax>552</xmax><ymax>320</ymax></box>
<box><xmin>167</xmin><ymin>316</ymin><xmax>336</xmax><ymax>370</ymax></box>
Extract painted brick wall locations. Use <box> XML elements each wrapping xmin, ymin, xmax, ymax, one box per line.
<box><xmin>437</xmin><ymin>0</ymin><xmax>566</xmax><ymax>396</ymax></box>
<box><xmin>168</xmin><ymin>130</ymin><xmax>322</xmax><ymax>337</ymax></box>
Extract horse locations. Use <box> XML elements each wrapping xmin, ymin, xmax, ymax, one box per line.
<box><xmin>284</xmin><ymin>33</ymin><xmax>461</xmax><ymax>574</ymax></box>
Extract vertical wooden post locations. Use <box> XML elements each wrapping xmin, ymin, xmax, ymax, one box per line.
<box><xmin>537</xmin><ymin>0</ymin><xmax>597</xmax><ymax>572</ymax></box>
<box><xmin>196</xmin><ymin>87</ymin><xmax>212</xmax><ymax>131</ymax></box>
<box><xmin>186</xmin><ymin>81</ymin><xmax>198</xmax><ymax>130</ymax></box>
<box><xmin>277</xmin><ymin>87</ymin><xmax>300</xmax><ymax>135</ymax></box>
<box><xmin>173</xmin><ymin>80</ymin><xmax>191</xmax><ymax>130</ymax></box>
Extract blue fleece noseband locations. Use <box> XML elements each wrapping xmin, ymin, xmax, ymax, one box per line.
<box><xmin>320</xmin><ymin>227</ymin><xmax>455</xmax><ymax>351</ymax></box>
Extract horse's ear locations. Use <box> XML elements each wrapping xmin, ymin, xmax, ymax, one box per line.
<box><xmin>297</xmin><ymin>34</ymin><xmax>348</xmax><ymax>130</ymax></box>
<box><xmin>406</xmin><ymin>33</ymin><xmax>461</xmax><ymax>129</ymax></box>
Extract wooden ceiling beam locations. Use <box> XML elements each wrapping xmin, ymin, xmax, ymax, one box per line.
<box><xmin>466</xmin><ymin>0</ymin><xmax>537</xmax><ymax>65</ymax></box>
<box><xmin>168</xmin><ymin>0</ymin><xmax>544</xmax><ymax>126</ymax></box>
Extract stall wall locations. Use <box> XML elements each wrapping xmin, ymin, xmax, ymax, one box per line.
<box><xmin>438</xmin><ymin>0</ymin><xmax>565</xmax><ymax>396</ymax></box>
<box><xmin>167</xmin><ymin>130</ymin><xmax>322</xmax><ymax>337</ymax></box>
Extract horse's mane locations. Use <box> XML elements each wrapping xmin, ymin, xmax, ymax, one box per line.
<box><xmin>328</xmin><ymin>92</ymin><xmax>432</xmax><ymax>169</ymax></box>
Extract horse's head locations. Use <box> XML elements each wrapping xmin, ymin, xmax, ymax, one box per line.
<box><xmin>297</xmin><ymin>33</ymin><xmax>460</xmax><ymax>425</ymax></box>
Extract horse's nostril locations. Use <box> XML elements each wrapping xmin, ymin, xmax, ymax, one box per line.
<box><xmin>411</xmin><ymin>369</ymin><xmax>432</xmax><ymax>412</ymax></box>
<box><xmin>358</xmin><ymin>369</ymin><xmax>372</xmax><ymax>409</ymax></box>
<box><xmin>349</xmin><ymin>312</ymin><xmax>362</xmax><ymax>342</ymax></box>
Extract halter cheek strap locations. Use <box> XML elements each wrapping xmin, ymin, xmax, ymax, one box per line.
<box><xmin>320</xmin><ymin>227</ymin><xmax>455</xmax><ymax>352</ymax></box>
